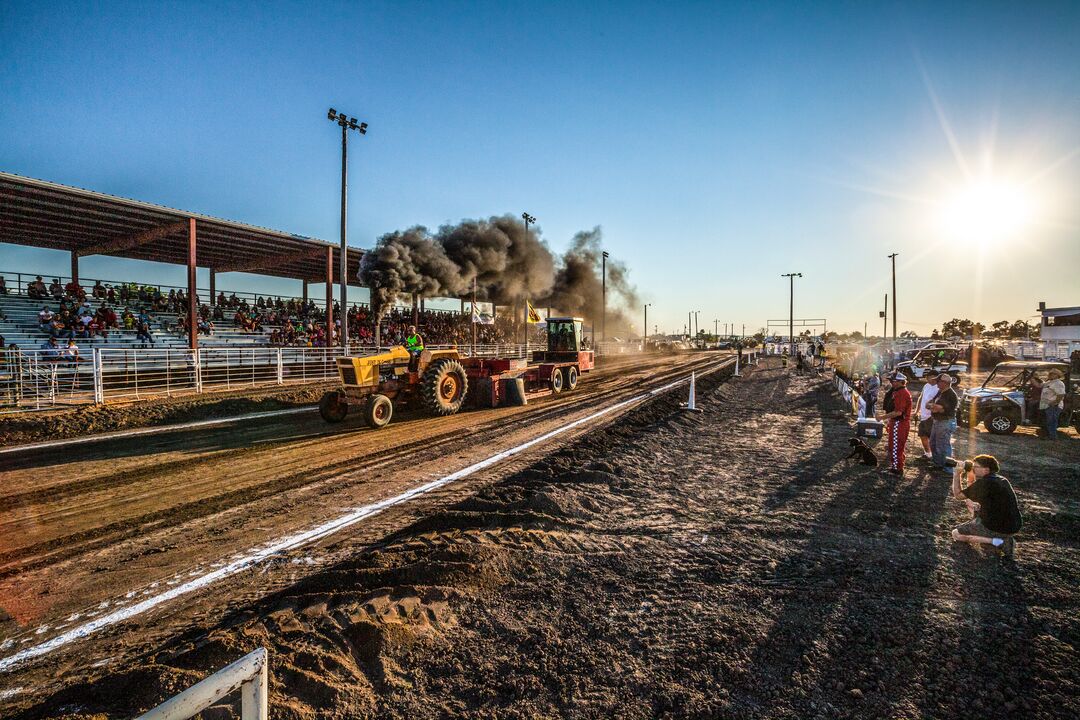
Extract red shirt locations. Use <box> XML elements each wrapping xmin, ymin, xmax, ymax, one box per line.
<box><xmin>891</xmin><ymin>386</ymin><xmax>913</xmax><ymax>422</ymax></box>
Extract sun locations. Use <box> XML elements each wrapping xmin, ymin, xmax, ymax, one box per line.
<box><xmin>937</xmin><ymin>177</ymin><xmax>1036</xmax><ymax>247</ymax></box>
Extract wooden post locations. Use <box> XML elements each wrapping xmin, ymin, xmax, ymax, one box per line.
<box><xmin>302</xmin><ymin>280</ymin><xmax>308</xmax><ymax>304</ymax></box>
<box><xmin>187</xmin><ymin>219</ymin><xmax>198</xmax><ymax>350</ymax></box>
<box><xmin>70</xmin><ymin>252</ymin><xmax>79</xmax><ymax>286</ymax></box>
<box><xmin>209</xmin><ymin>270</ymin><xmax>216</xmax><ymax>306</ymax></box>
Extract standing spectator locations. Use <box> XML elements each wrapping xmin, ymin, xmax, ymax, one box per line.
<box><xmin>914</xmin><ymin>371</ymin><xmax>940</xmax><ymax>460</ymax></box>
<box><xmin>863</xmin><ymin>370</ymin><xmax>881</xmax><ymax>417</ymax></box>
<box><xmin>928</xmin><ymin>374</ymin><xmax>959</xmax><ymax>473</ymax></box>
<box><xmin>951</xmin><ymin>454</ymin><xmax>1021</xmax><ymax>558</ymax></box>
<box><xmin>1025</xmin><ymin>374</ymin><xmax>1043</xmax><ymax>427</ymax></box>
<box><xmin>878</xmin><ymin>373</ymin><xmax>912</xmax><ymax>476</ymax></box>
<box><xmin>1040</xmin><ymin>369</ymin><xmax>1067</xmax><ymax>440</ymax></box>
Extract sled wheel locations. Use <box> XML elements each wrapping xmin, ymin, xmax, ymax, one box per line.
<box><xmin>550</xmin><ymin>368</ymin><xmax>564</xmax><ymax>394</ymax></box>
<box><xmin>563</xmin><ymin>365</ymin><xmax>579</xmax><ymax>391</ymax></box>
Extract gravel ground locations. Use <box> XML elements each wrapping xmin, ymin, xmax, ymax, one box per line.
<box><xmin>13</xmin><ymin>359</ymin><xmax>1079</xmax><ymax>719</ymax></box>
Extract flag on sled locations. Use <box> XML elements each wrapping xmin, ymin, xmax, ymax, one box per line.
<box><xmin>526</xmin><ymin>300</ymin><xmax>543</xmax><ymax>324</ymax></box>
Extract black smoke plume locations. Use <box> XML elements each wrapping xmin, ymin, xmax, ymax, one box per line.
<box><xmin>358</xmin><ymin>216</ymin><xmax>638</xmax><ymax>335</ymax></box>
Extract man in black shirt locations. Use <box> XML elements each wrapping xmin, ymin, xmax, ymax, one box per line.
<box><xmin>928</xmin><ymin>373</ymin><xmax>959</xmax><ymax>472</ymax></box>
<box><xmin>951</xmin><ymin>454</ymin><xmax>1022</xmax><ymax>558</ymax></box>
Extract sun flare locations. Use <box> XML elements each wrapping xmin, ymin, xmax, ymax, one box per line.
<box><xmin>937</xmin><ymin>177</ymin><xmax>1036</xmax><ymax>247</ymax></box>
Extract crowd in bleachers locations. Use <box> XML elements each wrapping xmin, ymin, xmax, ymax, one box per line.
<box><xmin>5</xmin><ymin>273</ymin><xmax>540</xmax><ymax>351</ymax></box>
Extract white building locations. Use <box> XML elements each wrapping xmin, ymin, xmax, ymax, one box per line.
<box><xmin>1038</xmin><ymin>302</ymin><xmax>1080</xmax><ymax>341</ymax></box>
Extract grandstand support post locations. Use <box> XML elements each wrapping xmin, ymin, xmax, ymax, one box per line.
<box><xmin>276</xmin><ymin>348</ymin><xmax>283</xmax><ymax>385</ymax></box>
<box><xmin>325</xmin><ymin>246</ymin><xmax>334</xmax><ymax>344</ymax></box>
<box><xmin>471</xmin><ymin>277</ymin><xmax>477</xmax><ymax>357</ymax></box>
<box><xmin>70</xmin><ymin>252</ymin><xmax>79</xmax><ymax>287</ymax></box>
<box><xmin>209</xmin><ymin>270</ymin><xmax>216</xmax><ymax>306</ymax></box>
<box><xmin>302</xmin><ymin>280</ymin><xmax>308</xmax><ymax>304</ymax></box>
<box><xmin>187</xmin><ymin>218</ymin><xmax>198</xmax><ymax>351</ymax></box>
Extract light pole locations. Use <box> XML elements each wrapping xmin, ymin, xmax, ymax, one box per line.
<box><xmin>522</xmin><ymin>212</ymin><xmax>536</xmax><ymax>349</ymax></box>
<box><xmin>327</xmin><ymin>108</ymin><xmax>368</xmax><ymax>348</ymax></box>
<box><xmin>693</xmin><ymin>311</ymin><xmax>700</xmax><ymax>346</ymax></box>
<box><xmin>643</xmin><ymin>303</ymin><xmax>651</xmax><ymax>346</ymax></box>
<box><xmin>888</xmin><ymin>252</ymin><xmax>898</xmax><ymax>342</ymax></box>
<box><xmin>781</xmin><ymin>272</ymin><xmax>802</xmax><ymax>356</ymax></box>
<box><xmin>601</xmin><ymin>250</ymin><xmax>609</xmax><ymax>341</ymax></box>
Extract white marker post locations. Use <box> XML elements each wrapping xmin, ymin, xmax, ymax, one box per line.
<box><xmin>681</xmin><ymin>371</ymin><xmax>702</xmax><ymax>411</ymax></box>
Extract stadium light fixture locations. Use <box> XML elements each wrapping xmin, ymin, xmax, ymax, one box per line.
<box><xmin>781</xmin><ymin>273</ymin><xmax>802</xmax><ymax>355</ymax></box>
<box><xmin>327</xmin><ymin>107</ymin><xmax>369</xmax><ymax>348</ymax></box>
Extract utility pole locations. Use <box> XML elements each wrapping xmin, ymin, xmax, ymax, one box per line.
<box><xmin>881</xmin><ymin>294</ymin><xmax>888</xmax><ymax>339</ymax></box>
<box><xmin>687</xmin><ymin>311</ymin><xmax>692</xmax><ymax>340</ymax></box>
<box><xmin>601</xmin><ymin>251</ymin><xmax>609</xmax><ymax>341</ymax></box>
<box><xmin>781</xmin><ymin>273</ymin><xmax>802</xmax><ymax>356</ymax></box>
<box><xmin>327</xmin><ymin>108</ymin><xmax>368</xmax><ymax>348</ymax></box>
<box><xmin>714</xmin><ymin>319</ymin><xmax>719</xmax><ymax>338</ymax></box>
<box><xmin>522</xmin><ymin>213</ymin><xmax>536</xmax><ymax>351</ymax></box>
<box><xmin>888</xmin><ymin>252</ymin><xmax>898</xmax><ymax>342</ymax></box>
<box><xmin>694</xmin><ymin>311</ymin><xmax>700</xmax><ymax>345</ymax></box>
<box><xmin>644</xmin><ymin>303</ymin><xmax>651</xmax><ymax>346</ymax></box>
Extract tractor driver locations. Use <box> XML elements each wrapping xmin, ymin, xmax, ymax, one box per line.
<box><xmin>404</xmin><ymin>325</ymin><xmax>425</xmax><ymax>372</ymax></box>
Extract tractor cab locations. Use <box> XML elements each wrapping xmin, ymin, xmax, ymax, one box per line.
<box><xmin>532</xmin><ymin>317</ymin><xmax>594</xmax><ymax>370</ymax></box>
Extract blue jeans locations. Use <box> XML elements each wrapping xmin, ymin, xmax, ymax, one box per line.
<box><xmin>930</xmin><ymin>418</ymin><xmax>955</xmax><ymax>468</ymax></box>
<box><xmin>1044</xmin><ymin>406</ymin><xmax>1062</xmax><ymax>440</ymax></box>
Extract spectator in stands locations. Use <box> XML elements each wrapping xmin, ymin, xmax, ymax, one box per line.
<box><xmin>0</xmin><ymin>276</ymin><xmax>7</xmax><ymax>294</ymax></box>
<box><xmin>28</xmin><ymin>276</ymin><xmax>48</xmax><ymax>299</ymax></box>
<box><xmin>38</xmin><ymin>306</ymin><xmax>55</xmax><ymax>332</ymax></box>
<box><xmin>64</xmin><ymin>339</ymin><xmax>81</xmax><ymax>365</ymax></box>
<box><xmin>122</xmin><ymin>309</ymin><xmax>136</xmax><ymax>331</ymax></box>
<box><xmin>119</xmin><ymin>284</ymin><xmax>131</xmax><ymax>304</ymax></box>
<box><xmin>65</xmin><ymin>278</ymin><xmax>85</xmax><ymax>300</ymax></box>
<box><xmin>49</xmin><ymin>278</ymin><xmax>64</xmax><ymax>300</ymax></box>
<box><xmin>106</xmin><ymin>284</ymin><xmax>117</xmax><ymax>302</ymax></box>
<box><xmin>40</xmin><ymin>336</ymin><xmax>62</xmax><ymax>362</ymax></box>
<box><xmin>92</xmin><ymin>280</ymin><xmax>106</xmax><ymax>299</ymax></box>
<box><xmin>136</xmin><ymin>319</ymin><xmax>155</xmax><ymax>347</ymax></box>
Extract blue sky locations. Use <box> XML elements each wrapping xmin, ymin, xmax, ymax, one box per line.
<box><xmin>2</xmin><ymin>1</ymin><xmax>1078</xmax><ymax>335</ymax></box>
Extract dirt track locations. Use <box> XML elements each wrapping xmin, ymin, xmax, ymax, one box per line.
<box><xmin>0</xmin><ymin>351</ymin><xmax>729</xmax><ymax>704</ymax></box>
<box><xmin>5</xmin><ymin>357</ymin><xmax>1079</xmax><ymax>718</ymax></box>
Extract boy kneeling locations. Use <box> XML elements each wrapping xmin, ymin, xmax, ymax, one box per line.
<box><xmin>951</xmin><ymin>454</ymin><xmax>1022</xmax><ymax>558</ymax></box>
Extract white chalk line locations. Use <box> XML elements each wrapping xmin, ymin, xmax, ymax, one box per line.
<box><xmin>0</xmin><ymin>407</ymin><xmax>317</xmax><ymax>455</ymax></box>
<box><xmin>0</xmin><ymin>360</ymin><xmax>727</xmax><ymax>672</ymax></box>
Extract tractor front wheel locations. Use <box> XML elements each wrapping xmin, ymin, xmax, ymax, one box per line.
<box><xmin>364</xmin><ymin>394</ymin><xmax>393</xmax><ymax>429</ymax></box>
<box><xmin>319</xmin><ymin>391</ymin><xmax>348</xmax><ymax>423</ymax></box>
<box><xmin>421</xmin><ymin>359</ymin><xmax>468</xmax><ymax>416</ymax></box>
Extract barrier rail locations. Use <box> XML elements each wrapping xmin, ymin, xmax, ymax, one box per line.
<box><xmin>0</xmin><ymin>343</ymin><xmax>553</xmax><ymax>412</ymax></box>
<box><xmin>136</xmin><ymin>647</ymin><xmax>267</xmax><ymax>720</ymax></box>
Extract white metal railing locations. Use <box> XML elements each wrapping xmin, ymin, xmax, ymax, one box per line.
<box><xmin>0</xmin><ymin>341</ymin><xmax>619</xmax><ymax>413</ymax></box>
<box><xmin>136</xmin><ymin>647</ymin><xmax>267</xmax><ymax>720</ymax></box>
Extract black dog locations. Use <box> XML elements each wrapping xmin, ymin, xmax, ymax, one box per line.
<box><xmin>846</xmin><ymin>437</ymin><xmax>879</xmax><ymax>467</ymax></box>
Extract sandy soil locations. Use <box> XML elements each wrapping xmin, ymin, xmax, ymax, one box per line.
<box><xmin>7</xmin><ymin>358</ymin><xmax>1076</xmax><ymax>719</ymax></box>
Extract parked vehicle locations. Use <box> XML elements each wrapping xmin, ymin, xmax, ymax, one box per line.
<box><xmin>959</xmin><ymin>360</ymin><xmax>1078</xmax><ymax>435</ymax></box>
<box><xmin>896</xmin><ymin>343</ymin><xmax>968</xmax><ymax>381</ymax></box>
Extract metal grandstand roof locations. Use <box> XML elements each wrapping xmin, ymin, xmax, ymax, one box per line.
<box><xmin>0</xmin><ymin>171</ymin><xmax>361</xmax><ymax>282</ymax></box>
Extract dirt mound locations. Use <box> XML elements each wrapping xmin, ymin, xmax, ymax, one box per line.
<box><xmin>0</xmin><ymin>384</ymin><xmax>332</xmax><ymax>446</ymax></box>
<box><xmin>15</xmin><ymin>361</ymin><xmax>1080</xmax><ymax>719</ymax></box>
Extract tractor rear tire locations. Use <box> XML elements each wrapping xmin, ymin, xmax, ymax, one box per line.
<box><xmin>563</xmin><ymin>365</ymin><xmax>579</xmax><ymax>391</ymax></box>
<box><xmin>550</xmin><ymin>368</ymin><xmax>564</xmax><ymax>394</ymax></box>
<box><xmin>364</xmin><ymin>394</ymin><xmax>393</xmax><ymax>429</ymax></box>
<box><xmin>421</xmin><ymin>359</ymin><xmax>468</xmax><ymax>416</ymax></box>
<box><xmin>319</xmin><ymin>391</ymin><xmax>348</xmax><ymax>423</ymax></box>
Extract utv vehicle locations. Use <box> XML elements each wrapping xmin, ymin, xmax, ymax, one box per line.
<box><xmin>958</xmin><ymin>360</ymin><xmax>1077</xmax><ymax>435</ymax></box>
<box><xmin>896</xmin><ymin>344</ymin><xmax>968</xmax><ymax>381</ymax></box>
